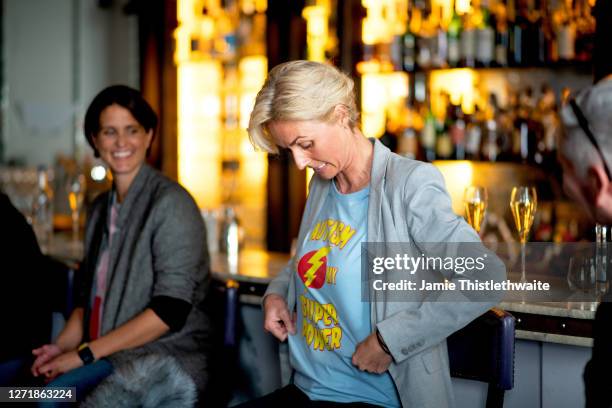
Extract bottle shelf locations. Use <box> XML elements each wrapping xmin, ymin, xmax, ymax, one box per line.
<box><xmin>403</xmin><ymin>60</ymin><xmax>593</xmax><ymax>75</ymax></box>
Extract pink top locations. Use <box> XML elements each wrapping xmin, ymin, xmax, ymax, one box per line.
<box><xmin>89</xmin><ymin>201</ymin><xmax>119</xmax><ymax>340</ymax></box>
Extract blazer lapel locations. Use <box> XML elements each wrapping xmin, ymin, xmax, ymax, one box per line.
<box><xmin>103</xmin><ymin>164</ymin><xmax>153</xmax><ymax>331</ymax></box>
<box><xmin>81</xmin><ymin>197</ymin><xmax>109</xmax><ymax>339</ymax></box>
<box><xmin>367</xmin><ymin>138</ymin><xmax>391</xmax><ymax>321</ymax></box>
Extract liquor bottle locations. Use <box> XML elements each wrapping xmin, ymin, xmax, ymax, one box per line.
<box><xmin>434</xmin><ymin>93</ymin><xmax>452</xmax><ymax>160</ymax></box>
<box><xmin>421</xmin><ymin>103</ymin><xmax>437</xmax><ymax>161</ymax></box>
<box><xmin>32</xmin><ymin>166</ymin><xmax>54</xmax><ymax>251</ymax></box>
<box><xmin>391</xmin><ymin>34</ymin><xmax>404</xmax><ymax>71</ymax></box>
<box><xmin>481</xmin><ymin>94</ymin><xmax>500</xmax><ymax>162</ymax></box>
<box><xmin>574</xmin><ymin>0</ymin><xmax>596</xmax><ymax>63</ymax></box>
<box><xmin>432</xmin><ymin>4</ymin><xmax>448</xmax><ymax>68</ymax></box>
<box><xmin>556</xmin><ymin>0</ymin><xmax>576</xmax><ymax>61</ymax></box>
<box><xmin>515</xmin><ymin>112</ymin><xmax>530</xmax><ymax>163</ymax></box>
<box><xmin>514</xmin><ymin>87</ymin><xmax>538</xmax><ymax>163</ymax></box>
<box><xmin>541</xmin><ymin>0</ymin><xmax>558</xmax><ymax>63</ymax></box>
<box><xmin>461</xmin><ymin>6</ymin><xmax>477</xmax><ymax>67</ymax></box>
<box><xmin>493</xmin><ymin>0</ymin><xmax>510</xmax><ymax>66</ymax></box>
<box><xmin>416</xmin><ymin>0</ymin><xmax>435</xmax><ymax>69</ymax></box>
<box><xmin>523</xmin><ymin>0</ymin><xmax>548</xmax><ymax>66</ymax></box>
<box><xmin>447</xmin><ymin>3</ymin><xmax>462</xmax><ymax>68</ymax></box>
<box><xmin>403</xmin><ymin>5</ymin><xmax>418</xmax><ymax>72</ymax></box>
<box><xmin>520</xmin><ymin>0</ymin><xmax>539</xmax><ymax>66</ymax></box>
<box><xmin>449</xmin><ymin>102</ymin><xmax>467</xmax><ymax>160</ymax></box>
<box><xmin>476</xmin><ymin>0</ymin><xmax>496</xmax><ymax>67</ymax></box>
<box><xmin>537</xmin><ymin>84</ymin><xmax>559</xmax><ymax>161</ymax></box>
<box><xmin>398</xmin><ymin>127</ymin><xmax>420</xmax><ymax>160</ymax></box>
<box><xmin>465</xmin><ymin>107</ymin><xmax>483</xmax><ymax>160</ymax></box>
<box><xmin>506</xmin><ymin>89</ymin><xmax>522</xmax><ymax>160</ymax></box>
<box><xmin>508</xmin><ymin>0</ymin><xmax>523</xmax><ymax>66</ymax></box>
<box><xmin>482</xmin><ymin>119</ymin><xmax>499</xmax><ymax>162</ymax></box>
<box><xmin>219</xmin><ymin>206</ymin><xmax>241</xmax><ymax>262</ymax></box>
<box><xmin>398</xmin><ymin>100</ymin><xmax>422</xmax><ymax>159</ymax></box>
<box><xmin>436</xmin><ymin>119</ymin><xmax>454</xmax><ymax>160</ymax></box>
<box><xmin>496</xmin><ymin>97</ymin><xmax>515</xmax><ymax>161</ymax></box>
<box><xmin>380</xmin><ymin>120</ymin><xmax>399</xmax><ymax>153</ymax></box>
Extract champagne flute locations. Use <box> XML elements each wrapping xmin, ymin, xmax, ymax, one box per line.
<box><xmin>510</xmin><ymin>186</ymin><xmax>537</xmax><ymax>283</ymax></box>
<box><xmin>464</xmin><ymin>186</ymin><xmax>488</xmax><ymax>234</ymax></box>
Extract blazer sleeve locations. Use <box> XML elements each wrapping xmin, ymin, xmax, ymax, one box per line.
<box><xmin>150</xmin><ymin>185</ymin><xmax>208</xmax><ymax>304</ymax></box>
<box><xmin>376</xmin><ymin>163</ymin><xmax>507</xmax><ymax>364</ymax></box>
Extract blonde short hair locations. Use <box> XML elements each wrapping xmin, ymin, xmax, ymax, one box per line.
<box><xmin>247</xmin><ymin>60</ymin><xmax>359</xmax><ymax>154</ymax></box>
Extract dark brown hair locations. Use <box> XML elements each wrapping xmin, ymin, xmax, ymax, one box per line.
<box><xmin>84</xmin><ymin>85</ymin><xmax>158</xmax><ymax>157</ymax></box>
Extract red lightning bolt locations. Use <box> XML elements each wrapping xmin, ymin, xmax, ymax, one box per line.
<box><xmin>304</xmin><ymin>247</ymin><xmax>331</xmax><ymax>287</ymax></box>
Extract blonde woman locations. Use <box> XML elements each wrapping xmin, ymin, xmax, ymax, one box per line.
<box><xmin>237</xmin><ymin>60</ymin><xmax>504</xmax><ymax>408</ymax></box>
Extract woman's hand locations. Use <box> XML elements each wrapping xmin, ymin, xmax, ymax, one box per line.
<box><xmin>352</xmin><ymin>332</ymin><xmax>393</xmax><ymax>374</ymax></box>
<box><xmin>37</xmin><ymin>351</ymin><xmax>83</xmax><ymax>382</ymax></box>
<box><xmin>31</xmin><ymin>344</ymin><xmax>63</xmax><ymax>377</ymax></box>
<box><xmin>263</xmin><ymin>294</ymin><xmax>296</xmax><ymax>341</ymax></box>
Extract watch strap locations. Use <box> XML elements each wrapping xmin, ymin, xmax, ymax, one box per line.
<box><xmin>77</xmin><ymin>344</ymin><xmax>95</xmax><ymax>365</ymax></box>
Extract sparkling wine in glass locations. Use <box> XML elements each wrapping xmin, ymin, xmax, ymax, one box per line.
<box><xmin>510</xmin><ymin>186</ymin><xmax>537</xmax><ymax>282</ymax></box>
<box><xmin>464</xmin><ymin>186</ymin><xmax>488</xmax><ymax>234</ymax></box>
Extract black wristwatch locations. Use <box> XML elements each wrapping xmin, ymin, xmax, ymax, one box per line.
<box><xmin>77</xmin><ymin>344</ymin><xmax>95</xmax><ymax>365</ymax></box>
<box><xmin>376</xmin><ymin>329</ymin><xmax>391</xmax><ymax>355</ymax></box>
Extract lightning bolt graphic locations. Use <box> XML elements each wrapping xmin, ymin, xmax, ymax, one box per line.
<box><xmin>304</xmin><ymin>247</ymin><xmax>330</xmax><ymax>287</ymax></box>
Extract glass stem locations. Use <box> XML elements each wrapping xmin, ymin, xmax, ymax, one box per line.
<box><xmin>520</xmin><ymin>241</ymin><xmax>526</xmax><ymax>283</ymax></box>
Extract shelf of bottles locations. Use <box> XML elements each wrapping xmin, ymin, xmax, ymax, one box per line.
<box><xmin>402</xmin><ymin>0</ymin><xmax>596</xmax><ymax>72</ymax></box>
<box><xmin>359</xmin><ymin>0</ymin><xmax>596</xmax><ymax>171</ymax></box>
<box><xmin>355</xmin><ymin>0</ymin><xmax>597</xmax><ymax>242</ymax></box>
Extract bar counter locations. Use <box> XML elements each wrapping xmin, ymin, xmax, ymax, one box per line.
<box><xmin>46</xmin><ymin>237</ymin><xmax>597</xmax><ymax>348</ymax></box>
<box><xmin>48</xmin><ymin>242</ymin><xmax>594</xmax><ymax>406</ymax></box>
<box><xmin>212</xmin><ymin>249</ymin><xmax>597</xmax><ymax>348</ymax></box>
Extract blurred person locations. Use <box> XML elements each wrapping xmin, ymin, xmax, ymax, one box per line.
<box><xmin>30</xmin><ymin>85</ymin><xmax>211</xmax><ymax>404</ymax></box>
<box><xmin>0</xmin><ymin>192</ymin><xmax>51</xmax><ymax>385</ymax></box>
<box><xmin>558</xmin><ymin>2</ymin><xmax>612</xmax><ymax>407</ymax></box>
<box><xmin>238</xmin><ymin>60</ymin><xmax>505</xmax><ymax>408</ymax></box>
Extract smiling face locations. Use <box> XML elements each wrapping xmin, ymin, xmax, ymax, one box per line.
<box><xmin>266</xmin><ymin>119</ymin><xmax>351</xmax><ymax>180</ymax></box>
<box><xmin>92</xmin><ymin>104</ymin><xmax>152</xmax><ymax>182</ymax></box>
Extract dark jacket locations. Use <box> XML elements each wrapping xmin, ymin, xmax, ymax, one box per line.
<box><xmin>0</xmin><ymin>192</ymin><xmax>51</xmax><ymax>361</ymax></box>
<box><xmin>76</xmin><ymin>164</ymin><xmax>211</xmax><ymax>394</ymax></box>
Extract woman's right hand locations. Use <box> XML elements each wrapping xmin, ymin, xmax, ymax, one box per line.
<box><xmin>31</xmin><ymin>344</ymin><xmax>63</xmax><ymax>377</ymax></box>
<box><xmin>263</xmin><ymin>294</ymin><xmax>296</xmax><ymax>341</ymax></box>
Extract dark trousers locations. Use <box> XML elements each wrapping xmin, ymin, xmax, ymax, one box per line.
<box><xmin>584</xmin><ymin>301</ymin><xmax>612</xmax><ymax>408</ymax></box>
<box><xmin>233</xmin><ymin>384</ymin><xmax>382</xmax><ymax>408</ymax></box>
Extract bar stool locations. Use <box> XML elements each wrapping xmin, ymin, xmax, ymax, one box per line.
<box><xmin>447</xmin><ymin>308</ymin><xmax>516</xmax><ymax>408</ymax></box>
<box><xmin>224</xmin><ymin>279</ymin><xmax>240</xmax><ymax>347</ymax></box>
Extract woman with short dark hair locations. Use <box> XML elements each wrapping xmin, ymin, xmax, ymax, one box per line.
<box><xmin>31</xmin><ymin>85</ymin><xmax>210</xmax><ymax>404</ymax></box>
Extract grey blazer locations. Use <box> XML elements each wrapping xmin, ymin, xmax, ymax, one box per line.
<box><xmin>77</xmin><ymin>164</ymin><xmax>211</xmax><ymax>394</ymax></box>
<box><xmin>264</xmin><ymin>139</ymin><xmax>506</xmax><ymax>408</ymax></box>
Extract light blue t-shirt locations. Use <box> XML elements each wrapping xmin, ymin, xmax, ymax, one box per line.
<box><xmin>289</xmin><ymin>181</ymin><xmax>400</xmax><ymax>407</ymax></box>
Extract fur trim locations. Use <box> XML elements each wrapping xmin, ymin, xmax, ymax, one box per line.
<box><xmin>82</xmin><ymin>354</ymin><xmax>196</xmax><ymax>407</ymax></box>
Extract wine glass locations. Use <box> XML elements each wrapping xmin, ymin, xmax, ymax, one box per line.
<box><xmin>567</xmin><ymin>254</ymin><xmax>596</xmax><ymax>293</ymax></box>
<box><xmin>595</xmin><ymin>224</ymin><xmax>609</xmax><ymax>297</ymax></box>
<box><xmin>510</xmin><ymin>186</ymin><xmax>537</xmax><ymax>283</ymax></box>
<box><xmin>464</xmin><ymin>186</ymin><xmax>488</xmax><ymax>234</ymax></box>
<box><xmin>67</xmin><ymin>173</ymin><xmax>86</xmax><ymax>243</ymax></box>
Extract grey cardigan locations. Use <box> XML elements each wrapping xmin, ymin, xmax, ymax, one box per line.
<box><xmin>264</xmin><ymin>139</ymin><xmax>506</xmax><ymax>408</ymax></box>
<box><xmin>77</xmin><ymin>164</ymin><xmax>210</xmax><ymax>394</ymax></box>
